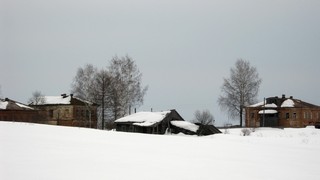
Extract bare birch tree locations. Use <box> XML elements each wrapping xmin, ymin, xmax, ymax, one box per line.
<box><xmin>218</xmin><ymin>59</ymin><xmax>262</xmax><ymax>127</ymax></box>
<box><xmin>92</xmin><ymin>69</ymin><xmax>111</xmax><ymax>130</ymax></box>
<box><xmin>71</xmin><ymin>64</ymin><xmax>97</xmax><ymax>101</ymax></box>
<box><xmin>70</xmin><ymin>56</ymin><xmax>148</xmax><ymax>129</ymax></box>
<box><xmin>71</xmin><ymin>64</ymin><xmax>98</xmax><ymax>128</ymax></box>
<box><xmin>28</xmin><ymin>90</ymin><xmax>45</xmax><ymax>105</ymax></box>
<box><xmin>193</xmin><ymin>110</ymin><xmax>215</xmax><ymax>125</ymax></box>
<box><xmin>107</xmin><ymin>55</ymin><xmax>148</xmax><ymax>121</ymax></box>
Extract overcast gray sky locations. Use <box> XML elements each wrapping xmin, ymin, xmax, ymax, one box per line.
<box><xmin>1</xmin><ymin>0</ymin><xmax>320</xmax><ymax>126</ymax></box>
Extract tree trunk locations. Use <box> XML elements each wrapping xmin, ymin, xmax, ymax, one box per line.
<box><xmin>101</xmin><ymin>93</ymin><xmax>105</xmax><ymax>130</ymax></box>
<box><xmin>240</xmin><ymin>106</ymin><xmax>243</xmax><ymax>127</ymax></box>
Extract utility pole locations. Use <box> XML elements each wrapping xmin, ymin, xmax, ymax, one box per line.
<box><xmin>263</xmin><ymin>97</ymin><xmax>266</xmax><ymax>127</ymax></box>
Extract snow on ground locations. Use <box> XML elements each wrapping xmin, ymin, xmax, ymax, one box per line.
<box><xmin>1</xmin><ymin>122</ymin><xmax>320</xmax><ymax>180</ymax></box>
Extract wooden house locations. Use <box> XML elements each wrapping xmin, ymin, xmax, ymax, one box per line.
<box><xmin>0</xmin><ymin>98</ymin><xmax>43</xmax><ymax>123</ymax></box>
<box><xmin>245</xmin><ymin>95</ymin><xmax>320</xmax><ymax>128</ymax></box>
<box><xmin>115</xmin><ymin>109</ymin><xmax>221</xmax><ymax>135</ymax></box>
<box><xmin>30</xmin><ymin>94</ymin><xmax>98</xmax><ymax>128</ymax></box>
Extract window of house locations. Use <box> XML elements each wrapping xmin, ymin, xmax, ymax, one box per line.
<box><xmin>86</xmin><ymin>110</ymin><xmax>90</xmax><ymax>119</ymax></box>
<box><xmin>129</xmin><ymin>125</ymin><xmax>134</xmax><ymax>132</ymax></box>
<box><xmin>121</xmin><ymin>125</ymin><xmax>126</xmax><ymax>131</ymax></box>
<box><xmin>81</xmin><ymin>110</ymin><xmax>84</xmax><ymax>117</ymax></box>
<box><xmin>250</xmin><ymin>113</ymin><xmax>255</xmax><ymax>119</ymax></box>
<box><xmin>65</xmin><ymin>109</ymin><xmax>69</xmax><ymax>117</ymax></box>
<box><xmin>286</xmin><ymin>113</ymin><xmax>290</xmax><ymax>119</ymax></box>
<box><xmin>292</xmin><ymin>113</ymin><xmax>297</xmax><ymax>119</ymax></box>
<box><xmin>49</xmin><ymin>110</ymin><xmax>54</xmax><ymax>118</ymax></box>
<box><xmin>304</xmin><ymin>112</ymin><xmax>311</xmax><ymax>119</ymax></box>
<box><xmin>91</xmin><ymin>110</ymin><xmax>95</xmax><ymax>119</ymax></box>
<box><xmin>76</xmin><ymin>109</ymin><xmax>80</xmax><ymax>118</ymax></box>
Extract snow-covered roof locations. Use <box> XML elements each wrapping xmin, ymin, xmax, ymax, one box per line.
<box><xmin>39</xmin><ymin>96</ymin><xmax>72</xmax><ymax>105</ymax></box>
<box><xmin>115</xmin><ymin>111</ymin><xmax>171</xmax><ymax>126</ymax></box>
<box><xmin>0</xmin><ymin>101</ymin><xmax>8</xmax><ymax>109</ymax></box>
<box><xmin>258</xmin><ymin>110</ymin><xmax>278</xmax><ymax>114</ymax></box>
<box><xmin>170</xmin><ymin>121</ymin><xmax>199</xmax><ymax>133</ymax></box>
<box><xmin>248</xmin><ymin>100</ymin><xmax>265</xmax><ymax>107</ymax></box>
<box><xmin>0</xmin><ymin>98</ymin><xmax>33</xmax><ymax>110</ymax></box>
<box><xmin>249</xmin><ymin>95</ymin><xmax>319</xmax><ymax>109</ymax></box>
<box><xmin>264</xmin><ymin>103</ymin><xmax>277</xmax><ymax>108</ymax></box>
<box><xmin>281</xmin><ymin>99</ymin><xmax>295</xmax><ymax>108</ymax></box>
<box><xmin>16</xmin><ymin>102</ymin><xmax>33</xmax><ymax>109</ymax></box>
<box><xmin>249</xmin><ymin>101</ymin><xmax>277</xmax><ymax>108</ymax></box>
<box><xmin>33</xmin><ymin>95</ymin><xmax>94</xmax><ymax>106</ymax></box>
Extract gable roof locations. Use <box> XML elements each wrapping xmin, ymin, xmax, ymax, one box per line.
<box><xmin>248</xmin><ymin>95</ymin><xmax>320</xmax><ymax>109</ymax></box>
<box><xmin>0</xmin><ymin>98</ymin><xmax>34</xmax><ymax>110</ymax></box>
<box><xmin>115</xmin><ymin>109</ymin><xmax>184</xmax><ymax>127</ymax></box>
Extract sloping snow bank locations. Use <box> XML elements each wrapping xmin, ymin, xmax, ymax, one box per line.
<box><xmin>1</xmin><ymin>122</ymin><xmax>320</xmax><ymax>180</ymax></box>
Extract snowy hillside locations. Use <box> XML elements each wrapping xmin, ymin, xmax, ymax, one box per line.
<box><xmin>1</xmin><ymin>122</ymin><xmax>320</xmax><ymax>180</ymax></box>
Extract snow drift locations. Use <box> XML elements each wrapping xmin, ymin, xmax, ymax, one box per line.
<box><xmin>1</xmin><ymin>122</ymin><xmax>320</xmax><ymax>180</ymax></box>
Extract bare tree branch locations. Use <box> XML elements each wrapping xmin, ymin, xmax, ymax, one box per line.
<box><xmin>218</xmin><ymin>59</ymin><xmax>262</xmax><ymax>127</ymax></box>
<box><xmin>28</xmin><ymin>90</ymin><xmax>45</xmax><ymax>105</ymax></box>
<box><xmin>193</xmin><ymin>110</ymin><xmax>215</xmax><ymax>125</ymax></box>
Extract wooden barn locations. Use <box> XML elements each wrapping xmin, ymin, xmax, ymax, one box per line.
<box><xmin>115</xmin><ymin>109</ymin><xmax>221</xmax><ymax>135</ymax></box>
<box><xmin>115</xmin><ymin>109</ymin><xmax>184</xmax><ymax>134</ymax></box>
<box><xmin>245</xmin><ymin>94</ymin><xmax>320</xmax><ymax>128</ymax></box>
<box><xmin>30</xmin><ymin>94</ymin><xmax>98</xmax><ymax>128</ymax></box>
<box><xmin>0</xmin><ymin>98</ymin><xmax>44</xmax><ymax>123</ymax></box>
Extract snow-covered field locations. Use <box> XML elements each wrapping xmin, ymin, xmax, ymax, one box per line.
<box><xmin>1</xmin><ymin>122</ymin><xmax>320</xmax><ymax>180</ymax></box>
